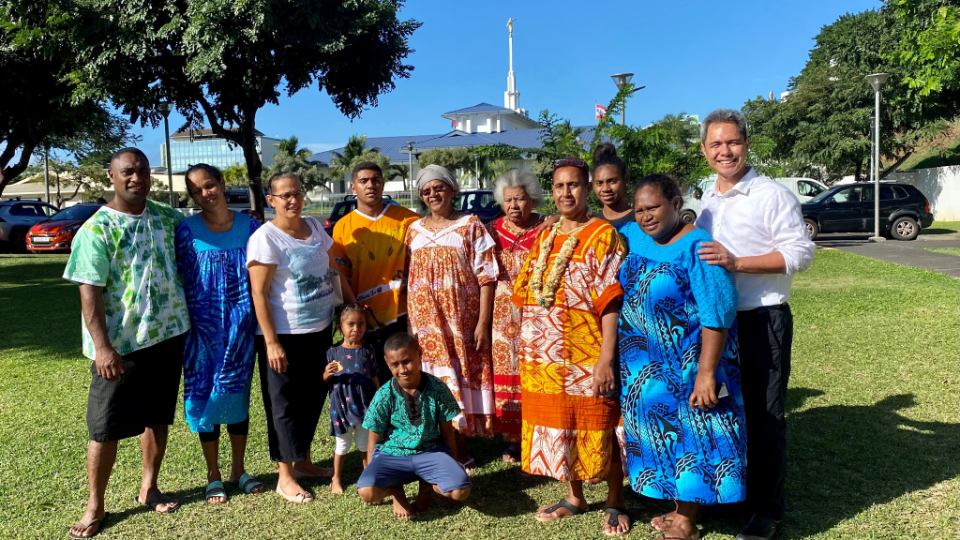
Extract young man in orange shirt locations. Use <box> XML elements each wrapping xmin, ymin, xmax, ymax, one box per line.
<box><xmin>330</xmin><ymin>162</ymin><xmax>419</xmax><ymax>381</ymax></box>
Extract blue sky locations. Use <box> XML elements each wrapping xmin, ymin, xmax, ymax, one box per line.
<box><xmin>136</xmin><ymin>0</ymin><xmax>883</xmax><ymax>165</ymax></box>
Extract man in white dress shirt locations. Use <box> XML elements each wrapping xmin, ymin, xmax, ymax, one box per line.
<box><xmin>695</xmin><ymin>109</ymin><xmax>816</xmax><ymax>540</ymax></box>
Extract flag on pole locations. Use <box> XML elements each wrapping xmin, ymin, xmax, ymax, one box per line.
<box><xmin>595</xmin><ymin>104</ymin><xmax>607</xmax><ymax>120</ymax></box>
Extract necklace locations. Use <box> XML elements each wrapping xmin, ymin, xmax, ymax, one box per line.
<box><xmin>529</xmin><ymin>218</ymin><xmax>588</xmax><ymax>307</ymax></box>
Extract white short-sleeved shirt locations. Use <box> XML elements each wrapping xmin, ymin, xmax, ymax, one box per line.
<box><xmin>246</xmin><ymin>217</ymin><xmax>336</xmax><ymax>334</ymax></box>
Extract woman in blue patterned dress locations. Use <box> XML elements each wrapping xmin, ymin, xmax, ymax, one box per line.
<box><xmin>618</xmin><ymin>174</ymin><xmax>746</xmax><ymax>540</ymax></box>
<box><xmin>176</xmin><ymin>164</ymin><xmax>265</xmax><ymax>504</ymax></box>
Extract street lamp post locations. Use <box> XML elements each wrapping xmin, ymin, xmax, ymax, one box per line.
<box><xmin>406</xmin><ymin>141</ymin><xmax>416</xmax><ymax>209</ymax></box>
<box><xmin>159</xmin><ymin>102</ymin><xmax>175</xmax><ymax>207</ymax></box>
<box><xmin>472</xmin><ymin>153</ymin><xmax>479</xmax><ymax>189</ymax></box>
<box><xmin>610</xmin><ymin>73</ymin><xmax>646</xmax><ymax>126</ymax></box>
<box><xmin>866</xmin><ymin>73</ymin><xmax>889</xmax><ymax>242</ymax></box>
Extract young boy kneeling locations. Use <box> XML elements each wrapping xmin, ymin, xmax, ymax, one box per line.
<box><xmin>357</xmin><ymin>333</ymin><xmax>471</xmax><ymax>518</ymax></box>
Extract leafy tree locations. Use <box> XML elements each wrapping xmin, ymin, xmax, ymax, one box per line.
<box><xmin>0</xmin><ymin>6</ymin><xmax>136</xmax><ymax>197</ymax></box>
<box><xmin>744</xmin><ymin>9</ymin><xmax>953</xmax><ymax>182</ymax></box>
<box><xmin>12</xmin><ymin>0</ymin><xmax>420</xmax><ymax>215</ymax></box>
<box><xmin>655</xmin><ymin>112</ymin><xmax>701</xmax><ymax>149</ymax></box>
<box><xmin>347</xmin><ymin>151</ymin><xmax>391</xmax><ymax>185</ymax></box>
<box><xmin>222</xmin><ymin>164</ymin><xmax>249</xmax><ymax>187</ymax></box>
<box><xmin>532</xmin><ymin>110</ymin><xmax>588</xmax><ymax>190</ymax></box>
<box><xmin>275</xmin><ymin>136</ymin><xmax>314</xmax><ymax>160</ymax></box>
<box><xmin>889</xmin><ymin>0</ymin><xmax>960</xmax><ymax>102</ymax></box>
<box><xmin>388</xmin><ymin>164</ymin><xmax>410</xmax><ymax>190</ymax></box>
<box><xmin>418</xmin><ymin>148</ymin><xmax>472</xmax><ymax>176</ymax></box>
<box><xmin>327</xmin><ymin>135</ymin><xmax>380</xmax><ymax>189</ymax></box>
<box><xmin>265</xmin><ymin>153</ymin><xmax>328</xmax><ymax>194</ymax></box>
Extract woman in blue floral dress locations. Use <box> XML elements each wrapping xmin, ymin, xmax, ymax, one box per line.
<box><xmin>617</xmin><ymin>174</ymin><xmax>746</xmax><ymax>540</ymax></box>
<box><xmin>177</xmin><ymin>164</ymin><xmax>264</xmax><ymax>504</ymax></box>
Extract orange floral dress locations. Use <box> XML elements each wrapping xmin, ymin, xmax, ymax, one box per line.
<box><xmin>486</xmin><ymin>216</ymin><xmax>544</xmax><ymax>443</ymax></box>
<box><xmin>406</xmin><ymin>214</ymin><xmax>499</xmax><ymax>438</ymax></box>
<box><xmin>511</xmin><ymin>219</ymin><xmax>625</xmax><ymax>481</ymax></box>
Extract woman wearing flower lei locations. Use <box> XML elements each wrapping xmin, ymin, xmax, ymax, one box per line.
<box><xmin>510</xmin><ymin>157</ymin><xmax>630</xmax><ymax>536</ymax></box>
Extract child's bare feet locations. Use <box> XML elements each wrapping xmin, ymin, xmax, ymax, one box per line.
<box><xmin>331</xmin><ymin>477</ymin><xmax>344</xmax><ymax>495</ymax></box>
<box><xmin>391</xmin><ymin>488</ymin><xmax>416</xmax><ymax>520</ymax></box>
<box><xmin>414</xmin><ymin>481</ymin><xmax>432</xmax><ymax>514</ymax></box>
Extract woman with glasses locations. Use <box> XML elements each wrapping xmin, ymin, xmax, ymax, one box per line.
<box><xmin>485</xmin><ymin>170</ymin><xmax>548</xmax><ymax>463</ymax></box>
<box><xmin>176</xmin><ymin>164</ymin><xmax>264</xmax><ymax>504</ymax></box>
<box><xmin>592</xmin><ymin>143</ymin><xmax>633</xmax><ymax>230</ymax></box>
<box><xmin>246</xmin><ymin>173</ymin><xmax>356</xmax><ymax>504</ymax></box>
<box><xmin>512</xmin><ymin>157</ymin><xmax>631</xmax><ymax>536</ymax></box>
<box><xmin>405</xmin><ymin>165</ymin><xmax>499</xmax><ymax>473</ymax></box>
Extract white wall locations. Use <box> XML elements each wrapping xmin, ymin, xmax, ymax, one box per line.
<box><xmin>886</xmin><ymin>165</ymin><xmax>960</xmax><ymax>221</ymax></box>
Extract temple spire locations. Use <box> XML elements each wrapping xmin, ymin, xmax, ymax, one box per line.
<box><xmin>504</xmin><ymin>18</ymin><xmax>521</xmax><ymax>113</ymax></box>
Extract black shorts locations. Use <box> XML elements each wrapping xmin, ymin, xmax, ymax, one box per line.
<box><xmin>87</xmin><ymin>335</ymin><xmax>184</xmax><ymax>442</ymax></box>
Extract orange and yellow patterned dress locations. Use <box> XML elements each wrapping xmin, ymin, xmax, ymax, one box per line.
<box><xmin>406</xmin><ymin>214</ymin><xmax>499</xmax><ymax>438</ymax></box>
<box><xmin>511</xmin><ymin>219</ymin><xmax>625</xmax><ymax>481</ymax></box>
<box><xmin>486</xmin><ymin>215</ymin><xmax>544</xmax><ymax>443</ymax></box>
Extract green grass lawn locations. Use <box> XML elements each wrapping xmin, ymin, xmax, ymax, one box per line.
<box><xmin>921</xmin><ymin>221</ymin><xmax>960</xmax><ymax>236</ymax></box>
<box><xmin>0</xmin><ymin>251</ymin><xmax>957</xmax><ymax>540</ymax></box>
<box><xmin>925</xmin><ymin>247</ymin><xmax>960</xmax><ymax>256</ymax></box>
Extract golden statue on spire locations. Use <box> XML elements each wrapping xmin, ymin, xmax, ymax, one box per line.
<box><xmin>507</xmin><ymin>18</ymin><xmax>516</xmax><ymax>36</ymax></box>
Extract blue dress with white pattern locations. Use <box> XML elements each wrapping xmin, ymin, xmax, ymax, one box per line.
<box><xmin>176</xmin><ymin>211</ymin><xmax>260</xmax><ymax>433</ymax></box>
<box><xmin>617</xmin><ymin>222</ymin><xmax>747</xmax><ymax>505</ymax></box>
<box><xmin>325</xmin><ymin>344</ymin><xmax>378</xmax><ymax>436</ymax></box>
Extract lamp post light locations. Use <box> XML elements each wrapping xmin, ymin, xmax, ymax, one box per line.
<box><xmin>159</xmin><ymin>101</ymin><xmax>175</xmax><ymax>207</ymax></box>
<box><xmin>866</xmin><ymin>73</ymin><xmax>889</xmax><ymax>242</ymax></box>
<box><xmin>610</xmin><ymin>73</ymin><xmax>646</xmax><ymax>126</ymax></box>
<box><xmin>472</xmin><ymin>153</ymin><xmax>480</xmax><ymax>189</ymax></box>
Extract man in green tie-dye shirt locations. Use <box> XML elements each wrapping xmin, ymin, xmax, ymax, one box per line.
<box><xmin>63</xmin><ymin>148</ymin><xmax>190</xmax><ymax>539</ymax></box>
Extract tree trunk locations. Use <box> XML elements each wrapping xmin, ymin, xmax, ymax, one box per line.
<box><xmin>0</xmin><ymin>140</ymin><xmax>38</xmax><ymax>199</ymax></box>
<box><xmin>880</xmin><ymin>152</ymin><xmax>913</xmax><ymax>179</ymax></box>
<box><xmin>854</xmin><ymin>159</ymin><xmax>864</xmax><ymax>183</ymax></box>
<box><xmin>240</xmin><ymin>116</ymin><xmax>265</xmax><ymax>218</ymax></box>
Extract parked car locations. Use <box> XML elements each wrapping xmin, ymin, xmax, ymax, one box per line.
<box><xmin>324</xmin><ymin>194</ymin><xmax>396</xmax><ymax>235</ymax></box>
<box><xmin>681</xmin><ymin>176</ymin><xmax>828</xmax><ymax>224</ymax></box>
<box><xmin>26</xmin><ymin>203</ymin><xmax>104</xmax><ymax>253</ymax></box>
<box><xmin>0</xmin><ymin>200</ymin><xmax>61</xmax><ymax>252</ymax></box>
<box><xmin>801</xmin><ymin>182</ymin><xmax>933</xmax><ymax>240</ymax></box>
<box><xmin>459</xmin><ymin>190</ymin><xmax>501</xmax><ymax>223</ymax></box>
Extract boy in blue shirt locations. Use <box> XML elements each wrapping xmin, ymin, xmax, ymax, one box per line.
<box><xmin>358</xmin><ymin>333</ymin><xmax>472</xmax><ymax>519</ymax></box>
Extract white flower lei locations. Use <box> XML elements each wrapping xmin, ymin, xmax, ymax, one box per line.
<box><xmin>529</xmin><ymin>218</ymin><xmax>588</xmax><ymax>308</ymax></box>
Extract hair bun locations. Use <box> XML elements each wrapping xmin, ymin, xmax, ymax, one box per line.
<box><xmin>593</xmin><ymin>142</ymin><xmax>618</xmax><ymax>162</ymax></box>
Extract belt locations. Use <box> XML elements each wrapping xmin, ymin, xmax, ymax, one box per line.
<box><xmin>738</xmin><ymin>302</ymin><xmax>790</xmax><ymax>315</ymax></box>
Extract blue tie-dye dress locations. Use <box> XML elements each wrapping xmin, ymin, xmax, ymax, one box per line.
<box><xmin>617</xmin><ymin>222</ymin><xmax>747</xmax><ymax>505</ymax></box>
<box><xmin>176</xmin><ymin>211</ymin><xmax>260</xmax><ymax>433</ymax></box>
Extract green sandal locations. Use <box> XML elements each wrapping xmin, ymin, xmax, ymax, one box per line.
<box><xmin>205</xmin><ymin>481</ymin><xmax>228</xmax><ymax>504</ymax></box>
<box><xmin>233</xmin><ymin>473</ymin><xmax>264</xmax><ymax>494</ymax></box>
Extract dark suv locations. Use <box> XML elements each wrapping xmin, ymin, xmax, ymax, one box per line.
<box><xmin>459</xmin><ymin>190</ymin><xmax>501</xmax><ymax>223</ymax></box>
<box><xmin>801</xmin><ymin>182</ymin><xmax>933</xmax><ymax>240</ymax></box>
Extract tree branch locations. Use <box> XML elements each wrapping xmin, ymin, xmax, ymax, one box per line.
<box><xmin>880</xmin><ymin>152</ymin><xmax>913</xmax><ymax>179</ymax></box>
<box><xmin>196</xmin><ymin>94</ymin><xmax>242</xmax><ymax>145</ymax></box>
<box><xmin>0</xmin><ymin>139</ymin><xmax>39</xmax><ymax>194</ymax></box>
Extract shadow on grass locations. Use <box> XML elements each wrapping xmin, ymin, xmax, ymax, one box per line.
<box><xmin>783</xmin><ymin>390</ymin><xmax>959</xmax><ymax>538</ymax></box>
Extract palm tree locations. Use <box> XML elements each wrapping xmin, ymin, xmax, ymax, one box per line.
<box><xmin>389</xmin><ymin>164</ymin><xmax>410</xmax><ymax>190</ymax></box>
<box><xmin>328</xmin><ymin>135</ymin><xmax>379</xmax><ymax>181</ymax></box>
<box><xmin>275</xmin><ymin>135</ymin><xmax>314</xmax><ymax>160</ymax></box>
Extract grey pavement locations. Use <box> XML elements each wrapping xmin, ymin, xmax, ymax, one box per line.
<box><xmin>815</xmin><ymin>233</ymin><xmax>960</xmax><ymax>278</ymax></box>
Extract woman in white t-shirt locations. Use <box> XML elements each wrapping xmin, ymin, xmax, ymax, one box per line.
<box><xmin>247</xmin><ymin>173</ymin><xmax>356</xmax><ymax>504</ymax></box>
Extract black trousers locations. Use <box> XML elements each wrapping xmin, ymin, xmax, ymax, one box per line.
<box><xmin>367</xmin><ymin>315</ymin><xmax>408</xmax><ymax>383</ymax></box>
<box><xmin>736</xmin><ymin>303</ymin><xmax>793</xmax><ymax>521</ymax></box>
<box><xmin>256</xmin><ymin>331</ymin><xmax>331</xmax><ymax>463</ymax></box>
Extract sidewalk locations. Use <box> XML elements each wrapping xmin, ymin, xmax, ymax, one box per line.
<box><xmin>816</xmin><ymin>234</ymin><xmax>960</xmax><ymax>278</ymax></box>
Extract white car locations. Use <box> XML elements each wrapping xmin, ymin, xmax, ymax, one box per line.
<box><xmin>680</xmin><ymin>176</ymin><xmax>827</xmax><ymax>223</ymax></box>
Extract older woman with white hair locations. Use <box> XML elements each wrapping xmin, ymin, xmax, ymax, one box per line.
<box><xmin>485</xmin><ymin>170</ymin><xmax>548</xmax><ymax>462</ymax></box>
<box><xmin>405</xmin><ymin>164</ymin><xmax>499</xmax><ymax>472</ymax></box>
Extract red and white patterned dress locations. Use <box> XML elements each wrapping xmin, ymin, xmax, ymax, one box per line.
<box><xmin>406</xmin><ymin>214</ymin><xmax>499</xmax><ymax>438</ymax></box>
<box><xmin>485</xmin><ymin>216</ymin><xmax>544</xmax><ymax>443</ymax></box>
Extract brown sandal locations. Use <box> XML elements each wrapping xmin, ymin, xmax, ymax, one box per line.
<box><xmin>68</xmin><ymin>513</ymin><xmax>108</xmax><ymax>539</ymax></box>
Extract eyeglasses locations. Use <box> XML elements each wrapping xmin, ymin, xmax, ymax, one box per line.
<box><xmin>553</xmin><ymin>158</ymin><xmax>588</xmax><ymax>171</ymax></box>
<box><xmin>268</xmin><ymin>191</ymin><xmax>305</xmax><ymax>201</ymax></box>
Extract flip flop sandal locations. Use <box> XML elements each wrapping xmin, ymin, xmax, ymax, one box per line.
<box><xmin>275</xmin><ymin>485</ymin><xmax>314</xmax><ymax>504</ymax></box>
<box><xmin>231</xmin><ymin>473</ymin><xmax>264</xmax><ymax>495</ymax></box>
<box><xmin>134</xmin><ymin>494</ymin><xmax>180</xmax><ymax>513</ymax></box>
<box><xmin>602</xmin><ymin>507</ymin><xmax>631</xmax><ymax>537</ymax></box>
<box><xmin>501</xmin><ymin>446</ymin><xmax>520</xmax><ymax>462</ymax></box>
<box><xmin>535</xmin><ymin>499</ymin><xmax>588</xmax><ymax>522</ymax></box>
<box><xmin>658</xmin><ymin>528</ymin><xmax>701</xmax><ymax>540</ymax></box>
<box><xmin>459</xmin><ymin>458</ymin><xmax>477</xmax><ymax>473</ymax></box>
<box><xmin>205</xmin><ymin>481</ymin><xmax>228</xmax><ymax>504</ymax></box>
<box><xmin>68</xmin><ymin>512</ymin><xmax>109</xmax><ymax>539</ymax></box>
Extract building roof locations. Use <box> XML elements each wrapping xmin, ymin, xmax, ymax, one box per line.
<box><xmin>441</xmin><ymin>102</ymin><xmax>514</xmax><ymax>116</ymax></box>
<box><xmin>171</xmin><ymin>127</ymin><xmax>267</xmax><ymax>139</ymax></box>
<box><xmin>309</xmin><ymin>126</ymin><xmax>598</xmax><ymax>165</ymax></box>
